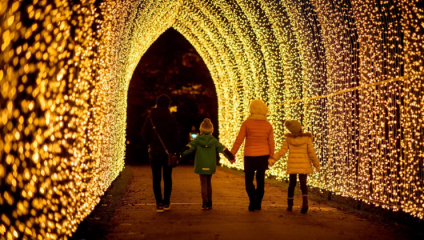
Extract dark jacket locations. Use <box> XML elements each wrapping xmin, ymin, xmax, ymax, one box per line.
<box><xmin>142</xmin><ymin>107</ymin><xmax>180</xmax><ymax>156</ymax></box>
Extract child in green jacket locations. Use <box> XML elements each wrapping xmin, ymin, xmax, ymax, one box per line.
<box><xmin>183</xmin><ymin>118</ymin><xmax>234</xmax><ymax>210</ymax></box>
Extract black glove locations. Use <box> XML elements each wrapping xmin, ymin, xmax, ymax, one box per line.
<box><xmin>223</xmin><ymin>148</ymin><xmax>235</xmax><ymax>160</ymax></box>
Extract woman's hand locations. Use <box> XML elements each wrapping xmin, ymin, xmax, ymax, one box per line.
<box><xmin>268</xmin><ymin>158</ymin><xmax>276</xmax><ymax>167</ymax></box>
<box><xmin>229</xmin><ymin>159</ymin><xmax>236</xmax><ymax>164</ymax></box>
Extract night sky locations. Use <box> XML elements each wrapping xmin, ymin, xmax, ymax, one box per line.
<box><xmin>126</xmin><ymin>28</ymin><xmax>218</xmax><ymax>164</ymax></box>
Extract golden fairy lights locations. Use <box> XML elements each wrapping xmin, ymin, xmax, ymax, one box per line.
<box><xmin>0</xmin><ymin>0</ymin><xmax>423</xmax><ymax>239</ymax></box>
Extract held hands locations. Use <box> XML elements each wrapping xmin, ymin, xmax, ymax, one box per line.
<box><xmin>223</xmin><ymin>148</ymin><xmax>235</xmax><ymax>164</ymax></box>
<box><xmin>268</xmin><ymin>158</ymin><xmax>276</xmax><ymax>167</ymax></box>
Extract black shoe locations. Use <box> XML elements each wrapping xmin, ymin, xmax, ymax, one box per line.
<box><xmin>287</xmin><ymin>198</ymin><xmax>294</xmax><ymax>211</ymax></box>
<box><xmin>201</xmin><ymin>201</ymin><xmax>208</xmax><ymax>210</ymax></box>
<box><xmin>207</xmin><ymin>200</ymin><xmax>212</xmax><ymax>210</ymax></box>
<box><xmin>255</xmin><ymin>198</ymin><xmax>262</xmax><ymax>210</ymax></box>
<box><xmin>156</xmin><ymin>204</ymin><xmax>164</xmax><ymax>213</ymax></box>
<box><xmin>248</xmin><ymin>196</ymin><xmax>256</xmax><ymax>211</ymax></box>
<box><xmin>163</xmin><ymin>204</ymin><xmax>171</xmax><ymax>211</ymax></box>
<box><xmin>255</xmin><ymin>203</ymin><xmax>262</xmax><ymax>210</ymax></box>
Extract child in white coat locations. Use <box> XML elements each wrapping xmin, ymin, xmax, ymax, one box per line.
<box><xmin>269</xmin><ymin>120</ymin><xmax>320</xmax><ymax>213</ymax></box>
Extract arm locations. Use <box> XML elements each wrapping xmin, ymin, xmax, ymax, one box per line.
<box><xmin>182</xmin><ymin>142</ymin><xmax>196</xmax><ymax>156</ymax></box>
<box><xmin>273</xmin><ymin>139</ymin><xmax>288</xmax><ymax>161</ymax></box>
<box><xmin>307</xmin><ymin>138</ymin><xmax>320</xmax><ymax>171</ymax></box>
<box><xmin>230</xmin><ymin>121</ymin><xmax>247</xmax><ymax>156</ymax></box>
<box><xmin>268</xmin><ymin>125</ymin><xmax>275</xmax><ymax>158</ymax></box>
<box><xmin>216</xmin><ymin>141</ymin><xmax>235</xmax><ymax>160</ymax></box>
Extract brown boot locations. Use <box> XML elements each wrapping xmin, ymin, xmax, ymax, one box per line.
<box><xmin>301</xmin><ymin>195</ymin><xmax>309</xmax><ymax>213</ymax></box>
<box><xmin>287</xmin><ymin>198</ymin><xmax>294</xmax><ymax>211</ymax></box>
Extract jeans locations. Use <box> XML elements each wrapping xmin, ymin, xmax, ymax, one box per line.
<box><xmin>244</xmin><ymin>155</ymin><xmax>269</xmax><ymax>206</ymax></box>
<box><xmin>288</xmin><ymin>174</ymin><xmax>308</xmax><ymax>198</ymax></box>
<box><xmin>199</xmin><ymin>174</ymin><xmax>212</xmax><ymax>202</ymax></box>
<box><xmin>150</xmin><ymin>154</ymin><xmax>173</xmax><ymax>205</ymax></box>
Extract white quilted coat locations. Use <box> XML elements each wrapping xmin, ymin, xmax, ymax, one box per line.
<box><xmin>273</xmin><ymin>133</ymin><xmax>320</xmax><ymax>174</ymax></box>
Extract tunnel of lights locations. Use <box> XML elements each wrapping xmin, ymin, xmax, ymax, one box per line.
<box><xmin>0</xmin><ymin>0</ymin><xmax>423</xmax><ymax>239</ymax></box>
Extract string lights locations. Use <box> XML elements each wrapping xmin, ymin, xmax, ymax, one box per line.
<box><xmin>0</xmin><ymin>0</ymin><xmax>423</xmax><ymax>239</ymax></box>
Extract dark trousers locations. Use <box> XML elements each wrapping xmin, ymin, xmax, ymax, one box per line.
<box><xmin>288</xmin><ymin>174</ymin><xmax>308</xmax><ymax>198</ymax></box>
<box><xmin>199</xmin><ymin>174</ymin><xmax>212</xmax><ymax>202</ymax></box>
<box><xmin>244</xmin><ymin>155</ymin><xmax>269</xmax><ymax>206</ymax></box>
<box><xmin>150</xmin><ymin>154</ymin><xmax>173</xmax><ymax>205</ymax></box>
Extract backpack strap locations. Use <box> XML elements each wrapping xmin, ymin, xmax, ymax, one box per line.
<box><xmin>150</xmin><ymin>117</ymin><xmax>169</xmax><ymax>155</ymax></box>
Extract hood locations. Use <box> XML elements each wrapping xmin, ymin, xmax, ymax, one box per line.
<box><xmin>195</xmin><ymin>133</ymin><xmax>216</xmax><ymax>148</ymax></box>
<box><xmin>247</xmin><ymin>114</ymin><xmax>267</xmax><ymax>120</ymax></box>
<box><xmin>249</xmin><ymin>99</ymin><xmax>268</xmax><ymax>116</ymax></box>
<box><xmin>285</xmin><ymin>132</ymin><xmax>313</xmax><ymax>146</ymax></box>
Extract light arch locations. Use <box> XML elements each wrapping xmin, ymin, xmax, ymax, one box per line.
<box><xmin>0</xmin><ymin>0</ymin><xmax>423</xmax><ymax>239</ymax></box>
<box><xmin>121</xmin><ymin>0</ymin><xmax>298</xmax><ymax>162</ymax></box>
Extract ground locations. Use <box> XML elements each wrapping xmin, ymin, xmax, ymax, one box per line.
<box><xmin>71</xmin><ymin>165</ymin><xmax>423</xmax><ymax>240</ymax></box>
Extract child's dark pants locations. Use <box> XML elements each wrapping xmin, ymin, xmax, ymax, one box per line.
<box><xmin>199</xmin><ymin>174</ymin><xmax>212</xmax><ymax>201</ymax></box>
<box><xmin>288</xmin><ymin>174</ymin><xmax>308</xmax><ymax>198</ymax></box>
<box><xmin>150</xmin><ymin>154</ymin><xmax>173</xmax><ymax>205</ymax></box>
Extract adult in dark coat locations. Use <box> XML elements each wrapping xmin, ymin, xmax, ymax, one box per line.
<box><xmin>142</xmin><ymin>94</ymin><xmax>180</xmax><ymax>212</ymax></box>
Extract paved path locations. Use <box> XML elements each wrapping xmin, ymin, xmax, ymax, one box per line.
<box><xmin>106</xmin><ymin>165</ymin><xmax>411</xmax><ymax>240</ymax></box>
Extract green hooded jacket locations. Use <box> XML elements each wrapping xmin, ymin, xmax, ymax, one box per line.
<box><xmin>183</xmin><ymin>133</ymin><xmax>229</xmax><ymax>175</ymax></box>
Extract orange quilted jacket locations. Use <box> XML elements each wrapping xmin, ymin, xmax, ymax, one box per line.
<box><xmin>231</xmin><ymin>118</ymin><xmax>274</xmax><ymax>157</ymax></box>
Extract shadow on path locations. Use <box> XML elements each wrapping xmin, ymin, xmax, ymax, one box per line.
<box><xmin>82</xmin><ymin>165</ymin><xmax>419</xmax><ymax>240</ymax></box>
<box><xmin>70</xmin><ymin>165</ymin><xmax>424</xmax><ymax>240</ymax></box>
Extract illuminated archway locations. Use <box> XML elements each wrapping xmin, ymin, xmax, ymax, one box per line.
<box><xmin>0</xmin><ymin>0</ymin><xmax>423</xmax><ymax>238</ymax></box>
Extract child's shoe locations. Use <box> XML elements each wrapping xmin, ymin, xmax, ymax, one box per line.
<box><xmin>300</xmin><ymin>195</ymin><xmax>309</xmax><ymax>213</ymax></box>
<box><xmin>201</xmin><ymin>201</ymin><xmax>208</xmax><ymax>210</ymax></box>
<box><xmin>287</xmin><ymin>198</ymin><xmax>294</xmax><ymax>211</ymax></box>
<box><xmin>156</xmin><ymin>204</ymin><xmax>164</xmax><ymax>213</ymax></box>
<box><xmin>163</xmin><ymin>204</ymin><xmax>171</xmax><ymax>211</ymax></box>
<box><xmin>207</xmin><ymin>200</ymin><xmax>212</xmax><ymax>210</ymax></box>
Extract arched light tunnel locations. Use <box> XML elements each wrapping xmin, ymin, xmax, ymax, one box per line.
<box><xmin>0</xmin><ymin>0</ymin><xmax>423</xmax><ymax>238</ymax></box>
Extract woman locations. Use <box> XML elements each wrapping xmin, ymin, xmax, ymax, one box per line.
<box><xmin>231</xmin><ymin>99</ymin><xmax>274</xmax><ymax>211</ymax></box>
<box><xmin>142</xmin><ymin>94</ymin><xmax>180</xmax><ymax>213</ymax></box>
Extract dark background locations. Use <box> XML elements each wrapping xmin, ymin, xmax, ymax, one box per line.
<box><xmin>125</xmin><ymin>28</ymin><xmax>218</xmax><ymax>165</ymax></box>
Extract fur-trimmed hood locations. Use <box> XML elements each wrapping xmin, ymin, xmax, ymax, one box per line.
<box><xmin>284</xmin><ymin>132</ymin><xmax>313</xmax><ymax>138</ymax></box>
<box><xmin>285</xmin><ymin>132</ymin><xmax>313</xmax><ymax>146</ymax></box>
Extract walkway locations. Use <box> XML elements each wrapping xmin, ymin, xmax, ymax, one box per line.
<box><xmin>103</xmin><ymin>165</ymin><xmax>413</xmax><ymax>240</ymax></box>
